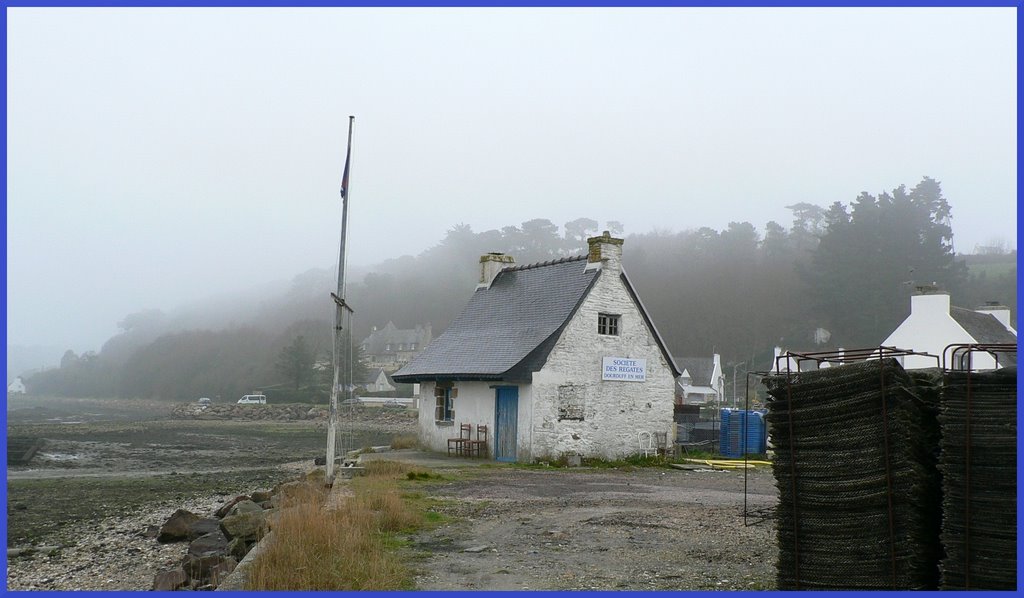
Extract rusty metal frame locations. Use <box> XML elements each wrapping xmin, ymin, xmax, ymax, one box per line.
<box><xmin>742</xmin><ymin>369</ymin><xmax>773</xmax><ymax>527</ymax></box>
<box><xmin>939</xmin><ymin>342</ymin><xmax>1017</xmax><ymax>590</ymax></box>
<box><xmin>773</xmin><ymin>345</ymin><xmax>940</xmax><ymax>373</ymax></box>
<box><xmin>941</xmin><ymin>342</ymin><xmax>1016</xmax><ymax>372</ymax></box>
<box><xmin>769</xmin><ymin>346</ymin><xmax>939</xmax><ymax>589</ymax></box>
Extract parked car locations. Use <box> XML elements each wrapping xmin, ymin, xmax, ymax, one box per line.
<box><xmin>382</xmin><ymin>399</ymin><xmax>405</xmax><ymax>410</ymax></box>
<box><xmin>197</xmin><ymin>397</ymin><xmax>212</xmax><ymax>406</ymax></box>
<box><xmin>340</xmin><ymin>397</ymin><xmax>364</xmax><ymax>411</ymax></box>
<box><xmin>237</xmin><ymin>394</ymin><xmax>267</xmax><ymax>405</ymax></box>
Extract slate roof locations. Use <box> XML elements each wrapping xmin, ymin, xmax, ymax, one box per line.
<box><xmin>393</xmin><ymin>256</ymin><xmax>598</xmax><ymax>381</ymax></box>
<box><xmin>950</xmin><ymin>307</ymin><xmax>1017</xmax><ymax>365</ymax></box>
<box><xmin>950</xmin><ymin>307</ymin><xmax>1017</xmax><ymax>344</ymax></box>
<box><xmin>360</xmin><ymin>367</ymin><xmax>391</xmax><ymax>386</ymax></box>
<box><xmin>677</xmin><ymin>357</ymin><xmax>716</xmax><ymax>386</ymax></box>
<box><xmin>360</xmin><ymin>322</ymin><xmax>431</xmax><ymax>355</ymax></box>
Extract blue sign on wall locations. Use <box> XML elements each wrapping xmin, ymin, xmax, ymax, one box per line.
<box><xmin>602</xmin><ymin>357</ymin><xmax>647</xmax><ymax>382</ymax></box>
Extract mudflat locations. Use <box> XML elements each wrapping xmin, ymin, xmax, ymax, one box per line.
<box><xmin>5</xmin><ymin>396</ymin><xmax>413</xmax><ymax>590</ymax></box>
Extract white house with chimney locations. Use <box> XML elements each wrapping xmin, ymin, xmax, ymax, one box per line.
<box><xmin>881</xmin><ymin>287</ymin><xmax>1016</xmax><ymax>370</ymax></box>
<box><xmin>393</xmin><ymin>232</ymin><xmax>680</xmax><ymax>463</ymax></box>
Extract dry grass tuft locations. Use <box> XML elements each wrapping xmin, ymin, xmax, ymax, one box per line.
<box><xmin>362</xmin><ymin>459</ymin><xmax>416</xmax><ymax>477</ymax></box>
<box><xmin>246</xmin><ymin>462</ymin><xmax>427</xmax><ymax>590</ymax></box>
<box><xmin>390</xmin><ymin>435</ymin><xmax>419</xmax><ymax>450</ymax></box>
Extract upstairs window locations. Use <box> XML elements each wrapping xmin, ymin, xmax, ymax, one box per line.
<box><xmin>598</xmin><ymin>313</ymin><xmax>620</xmax><ymax>336</ymax></box>
<box><xmin>434</xmin><ymin>383</ymin><xmax>456</xmax><ymax>422</ymax></box>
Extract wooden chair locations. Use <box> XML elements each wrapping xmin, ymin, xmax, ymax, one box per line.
<box><xmin>448</xmin><ymin>423</ymin><xmax>472</xmax><ymax>456</ymax></box>
<box><xmin>467</xmin><ymin>424</ymin><xmax>488</xmax><ymax>458</ymax></box>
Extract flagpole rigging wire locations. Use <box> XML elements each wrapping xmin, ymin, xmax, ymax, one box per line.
<box><xmin>326</xmin><ymin>115</ymin><xmax>355</xmax><ymax>484</ymax></box>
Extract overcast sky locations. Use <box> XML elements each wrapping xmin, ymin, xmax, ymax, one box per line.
<box><xmin>6</xmin><ymin>7</ymin><xmax>1017</xmax><ymax>354</ymax></box>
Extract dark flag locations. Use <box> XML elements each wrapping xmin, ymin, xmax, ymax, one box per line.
<box><xmin>342</xmin><ymin>115</ymin><xmax>354</xmax><ymax>199</ymax></box>
<box><xmin>339</xmin><ymin>133</ymin><xmax>352</xmax><ymax>199</ymax></box>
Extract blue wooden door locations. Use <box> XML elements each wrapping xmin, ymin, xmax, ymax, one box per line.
<box><xmin>494</xmin><ymin>387</ymin><xmax>519</xmax><ymax>462</ymax></box>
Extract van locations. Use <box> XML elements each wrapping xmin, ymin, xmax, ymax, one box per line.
<box><xmin>237</xmin><ymin>394</ymin><xmax>267</xmax><ymax>405</ymax></box>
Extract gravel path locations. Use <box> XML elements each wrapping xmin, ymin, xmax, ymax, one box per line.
<box><xmin>408</xmin><ymin>466</ymin><xmax>778</xmax><ymax>591</ymax></box>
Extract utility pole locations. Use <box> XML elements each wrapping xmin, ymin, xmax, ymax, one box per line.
<box><xmin>326</xmin><ymin>116</ymin><xmax>355</xmax><ymax>484</ymax></box>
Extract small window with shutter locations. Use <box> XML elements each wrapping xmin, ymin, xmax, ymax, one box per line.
<box><xmin>434</xmin><ymin>383</ymin><xmax>456</xmax><ymax>422</ymax></box>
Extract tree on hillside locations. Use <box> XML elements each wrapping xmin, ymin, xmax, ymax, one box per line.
<box><xmin>786</xmin><ymin>202</ymin><xmax>827</xmax><ymax>253</ymax></box>
<box><xmin>312</xmin><ymin>344</ymin><xmax>370</xmax><ymax>403</ymax></box>
<box><xmin>606</xmin><ymin>220</ymin><xmax>625</xmax><ymax>236</ymax></box>
<box><xmin>564</xmin><ymin>217</ymin><xmax>599</xmax><ymax>253</ymax></box>
<box><xmin>801</xmin><ymin>177</ymin><xmax>968</xmax><ymax>347</ymax></box>
<box><xmin>276</xmin><ymin>335</ymin><xmax>315</xmax><ymax>390</ymax></box>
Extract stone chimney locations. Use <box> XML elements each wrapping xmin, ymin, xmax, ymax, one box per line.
<box><xmin>586</xmin><ymin>231</ymin><xmax>624</xmax><ymax>272</ymax></box>
<box><xmin>975</xmin><ymin>301</ymin><xmax>1015</xmax><ymax>333</ymax></box>
<box><xmin>478</xmin><ymin>252</ymin><xmax>515</xmax><ymax>289</ymax></box>
<box><xmin>910</xmin><ymin>286</ymin><xmax>950</xmax><ymax>317</ymax></box>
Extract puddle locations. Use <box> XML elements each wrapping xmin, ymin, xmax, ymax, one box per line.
<box><xmin>39</xmin><ymin>453</ymin><xmax>81</xmax><ymax>461</ymax></box>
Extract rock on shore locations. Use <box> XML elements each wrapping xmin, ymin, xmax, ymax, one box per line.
<box><xmin>5</xmin><ymin>468</ymin><xmax>324</xmax><ymax>591</ymax></box>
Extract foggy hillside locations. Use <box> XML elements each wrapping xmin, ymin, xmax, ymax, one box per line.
<box><xmin>20</xmin><ymin>179</ymin><xmax>1017</xmax><ymax>400</ymax></box>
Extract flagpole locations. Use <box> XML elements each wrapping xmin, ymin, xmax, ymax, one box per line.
<box><xmin>326</xmin><ymin>115</ymin><xmax>355</xmax><ymax>484</ymax></box>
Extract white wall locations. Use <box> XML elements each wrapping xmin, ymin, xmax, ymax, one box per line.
<box><xmin>882</xmin><ymin>294</ymin><xmax>997</xmax><ymax>369</ymax></box>
<box><xmin>529</xmin><ymin>260</ymin><xmax>676</xmax><ymax>461</ymax></box>
<box><xmin>417</xmin><ymin>380</ymin><xmax>500</xmax><ymax>457</ymax></box>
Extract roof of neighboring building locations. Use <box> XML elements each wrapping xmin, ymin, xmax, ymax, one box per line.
<box><xmin>361</xmin><ymin>321</ymin><xmax>432</xmax><ymax>355</ymax></box>
<box><xmin>360</xmin><ymin>367</ymin><xmax>390</xmax><ymax>386</ymax></box>
<box><xmin>393</xmin><ymin>256</ymin><xmax>598</xmax><ymax>381</ymax></box>
<box><xmin>950</xmin><ymin>307</ymin><xmax>1017</xmax><ymax>344</ymax></box>
<box><xmin>950</xmin><ymin>307</ymin><xmax>1017</xmax><ymax>365</ymax></box>
<box><xmin>677</xmin><ymin>357</ymin><xmax>716</xmax><ymax>386</ymax></box>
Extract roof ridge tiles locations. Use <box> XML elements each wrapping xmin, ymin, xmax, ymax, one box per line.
<box><xmin>502</xmin><ymin>254</ymin><xmax>587</xmax><ymax>272</ymax></box>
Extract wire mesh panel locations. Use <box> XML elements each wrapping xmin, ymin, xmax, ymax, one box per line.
<box><xmin>939</xmin><ymin>365</ymin><xmax>1017</xmax><ymax>590</ymax></box>
<box><xmin>763</xmin><ymin>358</ymin><xmax>942</xmax><ymax>590</ymax></box>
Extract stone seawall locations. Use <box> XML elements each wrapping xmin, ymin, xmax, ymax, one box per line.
<box><xmin>171</xmin><ymin>404</ymin><xmax>328</xmax><ymax>421</ymax></box>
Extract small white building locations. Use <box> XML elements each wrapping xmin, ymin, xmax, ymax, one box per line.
<box><xmin>393</xmin><ymin>232</ymin><xmax>680</xmax><ymax>462</ymax></box>
<box><xmin>881</xmin><ymin>288</ymin><xmax>1016</xmax><ymax>370</ymax></box>
<box><xmin>675</xmin><ymin>354</ymin><xmax>724</xmax><ymax>406</ymax></box>
<box><xmin>7</xmin><ymin>377</ymin><xmax>26</xmax><ymax>394</ymax></box>
<box><xmin>362</xmin><ymin>368</ymin><xmax>397</xmax><ymax>393</ymax></box>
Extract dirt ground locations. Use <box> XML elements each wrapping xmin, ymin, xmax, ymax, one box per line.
<box><xmin>401</xmin><ymin>465</ymin><xmax>778</xmax><ymax>590</ymax></box>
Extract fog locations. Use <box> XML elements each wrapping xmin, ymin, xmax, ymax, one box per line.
<box><xmin>6</xmin><ymin>7</ymin><xmax>1016</xmax><ymax>363</ymax></box>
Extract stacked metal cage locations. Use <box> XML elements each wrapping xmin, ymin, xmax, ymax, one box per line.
<box><xmin>763</xmin><ymin>356</ymin><xmax>942</xmax><ymax>590</ymax></box>
<box><xmin>938</xmin><ymin>362</ymin><xmax>1017</xmax><ymax>590</ymax></box>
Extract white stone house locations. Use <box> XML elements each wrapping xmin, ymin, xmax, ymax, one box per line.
<box><xmin>675</xmin><ymin>354</ymin><xmax>725</xmax><ymax>406</ymax></box>
<box><xmin>392</xmin><ymin>233</ymin><xmax>680</xmax><ymax>462</ymax></box>
<box><xmin>881</xmin><ymin>288</ymin><xmax>1016</xmax><ymax>370</ymax></box>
